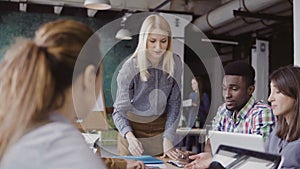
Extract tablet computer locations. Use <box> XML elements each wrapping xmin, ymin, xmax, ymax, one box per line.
<box><xmin>212</xmin><ymin>145</ymin><xmax>283</xmax><ymax>169</ymax></box>
<box><xmin>209</xmin><ymin>130</ymin><xmax>265</xmax><ymax>154</ymax></box>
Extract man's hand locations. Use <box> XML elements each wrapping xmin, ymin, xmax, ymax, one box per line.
<box><xmin>126</xmin><ymin>132</ymin><xmax>144</xmax><ymax>156</ymax></box>
<box><xmin>175</xmin><ymin>149</ymin><xmax>195</xmax><ymax>164</ymax></box>
<box><xmin>184</xmin><ymin>152</ymin><xmax>212</xmax><ymax>169</ymax></box>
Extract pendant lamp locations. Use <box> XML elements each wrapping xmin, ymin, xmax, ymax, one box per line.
<box><xmin>84</xmin><ymin>0</ymin><xmax>111</xmax><ymax>10</ymax></box>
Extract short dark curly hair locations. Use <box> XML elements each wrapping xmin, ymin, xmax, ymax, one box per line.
<box><xmin>224</xmin><ymin>60</ymin><xmax>255</xmax><ymax>87</ymax></box>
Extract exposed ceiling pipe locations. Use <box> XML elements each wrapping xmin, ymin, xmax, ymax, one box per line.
<box><xmin>212</xmin><ymin>19</ymin><xmax>255</xmax><ymax>35</ymax></box>
<box><xmin>227</xmin><ymin>13</ymin><xmax>288</xmax><ymax>36</ymax></box>
<box><xmin>227</xmin><ymin>10</ymin><xmax>291</xmax><ymax>36</ymax></box>
<box><xmin>178</xmin><ymin>0</ymin><xmax>221</xmax><ymax>15</ymax></box>
<box><xmin>256</xmin><ymin>27</ymin><xmax>274</xmax><ymax>37</ymax></box>
<box><xmin>151</xmin><ymin>0</ymin><xmax>171</xmax><ymax>11</ymax></box>
<box><xmin>262</xmin><ymin>0</ymin><xmax>292</xmax><ymax>13</ymax></box>
<box><xmin>9</xmin><ymin>0</ymin><xmax>81</xmax><ymax>8</ymax></box>
<box><xmin>211</xmin><ymin>1</ymin><xmax>292</xmax><ymax>35</ymax></box>
<box><xmin>193</xmin><ymin>0</ymin><xmax>284</xmax><ymax>32</ymax></box>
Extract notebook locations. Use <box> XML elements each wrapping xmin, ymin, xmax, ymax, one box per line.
<box><xmin>209</xmin><ymin>130</ymin><xmax>265</xmax><ymax>154</ymax></box>
<box><xmin>112</xmin><ymin>155</ymin><xmax>164</xmax><ymax>164</ymax></box>
<box><xmin>213</xmin><ymin>145</ymin><xmax>283</xmax><ymax>169</ymax></box>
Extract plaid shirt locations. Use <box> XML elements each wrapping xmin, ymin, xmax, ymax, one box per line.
<box><xmin>212</xmin><ymin>96</ymin><xmax>275</xmax><ymax>140</ymax></box>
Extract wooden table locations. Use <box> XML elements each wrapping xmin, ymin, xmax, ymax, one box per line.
<box><xmin>176</xmin><ymin>128</ymin><xmax>206</xmax><ymax>135</ymax></box>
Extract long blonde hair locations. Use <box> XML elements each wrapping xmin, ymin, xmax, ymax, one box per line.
<box><xmin>0</xmin><ymin>19</ymin><xmax>95</xmax><ymax>158</ymax></box>
<box><xmin>131</xmin><ymin>14</ymin><xmax>174</xmax><ymax>81</ymax></box>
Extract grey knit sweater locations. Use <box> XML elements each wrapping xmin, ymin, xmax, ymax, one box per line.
<box><xmin>112</xmin><ymin>54</ymin><xmax>182</xmax><ymax>141</ymax></box>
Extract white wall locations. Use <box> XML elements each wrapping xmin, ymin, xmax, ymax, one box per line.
<box><xmin>252</xmin><ymin>40</ymin><xmax>269</xmax><ymax>102</ymax></box>
<box><xmin>294</xmin><ymin>0</ymin><xmax>300</xmax><ymax>66</ymax></box>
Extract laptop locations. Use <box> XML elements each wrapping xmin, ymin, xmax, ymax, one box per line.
<box><xmin>209</xmin><ymin>130</ymin><xmax>265</xmax><ymax>154</ymax></box>
<box><xmin>212</xmin><ymin>145</ymin><xmax>283</xmax><ymax>169</ymax></box>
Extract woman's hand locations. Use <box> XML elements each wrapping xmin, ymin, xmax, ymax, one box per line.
<box><xmin>184</xmin><ymin>152</ymin><xmax>212</xmax><ymax>169</ymax></box>
<box><xmin>161</xmin><ymin>138</ymin><xmax>180</xmax><ymax>160</ymax></box>
<box><xmin>126</xmin><ymin>160</ymin><xmax>148</xmax><ymax>169</ymax></box>
<box><xmin>126</xmin><ymin>132</ymin><xmax>144</xmax><ymax>156</ymax></box>
<box><xmin>192</xmin><ymin>103</ymin><xmax>198</xmax><ymax>107</ymax></box>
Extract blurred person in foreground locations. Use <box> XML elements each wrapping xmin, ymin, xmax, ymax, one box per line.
<box><xmin>0</xmin><ymin>19</ymin><xmax>145</xmax><ymax>169</ymax></box>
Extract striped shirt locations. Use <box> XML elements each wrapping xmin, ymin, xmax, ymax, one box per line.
<box><xmin>212</xmin><ymin>96</ymin><xmax>275</xmax><ymax>140</ymax></box>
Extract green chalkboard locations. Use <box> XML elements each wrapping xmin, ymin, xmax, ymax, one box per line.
<box><xmin>102</xmin><ymin>38</ymin><xmax>137</xmax><ymax>107</ymax></box>
<box><xmin>0</xmin><ymin>10</ymin><xmax>138</xmax><ymax>107</ymax></box>
<box><xmin>0</xmin><ymin>11</ymin><xmax>104</xmax><ymax>56</ymax></box>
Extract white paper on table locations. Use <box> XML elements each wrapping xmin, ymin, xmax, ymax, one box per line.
<box><xmin>182</xmin><ymin>99</ymin><xmax>192</xmax><ymax>107</ymax></box>
<box><xmin>92</xmin><ymin>90</ymin><xmax>104</xmax><ymax>111</ymax></box>
<box><xmin>82</xmin><ymin>133</ymin><xmax>101</xmax><ymax>146</ymax></box>
<box><xmin>237</xmin><ymin>161</ymin><xmax>274</xmax><ymax>169</ymax></box>
<box><xmin>146</xmin><ymin>164</ymin><xmax>167</xmax><ymax>168</ymax></box>
<box><xmin>213</xmin><ymin>154</ymin><xmax>237</xmax><ymax>167</ymax></box>
<box><xmin>235</xmin><ymin>157</ymin><xmax>277</xmax><ymax>169</ymax></box>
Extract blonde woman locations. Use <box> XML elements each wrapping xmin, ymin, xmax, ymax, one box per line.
<box><xmin>113</xmin><ymin>14</ymin><xmax>182</xmax><ymax>160</ymax></box>
<box><xmin>0</xmin><ymin>19</ymin><xmax>145</xmax><ymax>169</ymax></box>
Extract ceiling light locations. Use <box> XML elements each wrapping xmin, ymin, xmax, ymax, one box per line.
<box><xmin>115</xmin><ymin>28</ymin><xmax>132</xmax><ymax>40</ymax></box>
<box><xmin>84</xmin><ymin>0</ymin><xmax>111</xmax><ymax>10</ymax></box>
<box><xmin>87</xmin><ymin>9</ymin><xmax>98</xmax><ymax>17</ymax></box>
<box><xmin>19</xmin><ymin>2</ymin><xmax>27</xmax><ymax>12</ymax></box>
<box><xmin>54</xmin><ymin>5</ymin><xmax>63</xmax><ymax>15</ymax></box>
<box><xmin>115</xmin><ymin>13</ymin><xmax>132</xmax><ymax>40</ymax></box>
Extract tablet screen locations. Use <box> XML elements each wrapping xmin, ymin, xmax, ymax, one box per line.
<box><xmin>213</xmin><ymin>145</ymin><xmax>283</xmax><ymax>169</ymax></box>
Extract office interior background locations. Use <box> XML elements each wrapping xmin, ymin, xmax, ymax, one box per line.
<box><xmin>0</xmin><ymin>0</ymin><xmax>299</xmax><ymax>154</ymax></box>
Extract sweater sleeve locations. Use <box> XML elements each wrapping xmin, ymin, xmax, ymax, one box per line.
<box><xmin>112</xmin><ymin>59</ymin><xmax>135</xmax><ymax>137</ymax></box>
<box><xmin>163</xmin><ymin>54</ymin><xmax>182</xmax><ymax>141</ymax></box>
